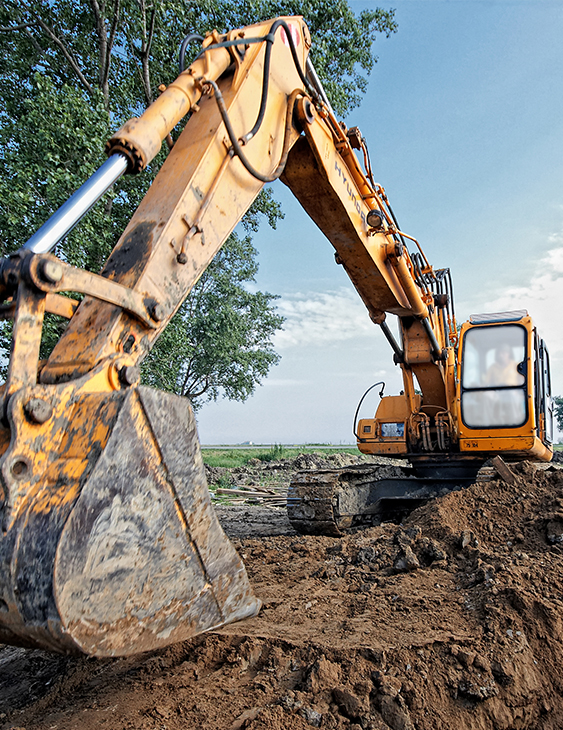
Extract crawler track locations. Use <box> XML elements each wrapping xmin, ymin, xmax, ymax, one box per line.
<box><xmin>287</xmin><ymin>463</ymin><xmax>476</xmax><ymax>535</ymax></box>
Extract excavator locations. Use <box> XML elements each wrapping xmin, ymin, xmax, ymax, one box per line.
<box><xmin>0</xmin><ymin>17</ymin><xmax>553</xmax><ymax>657</ymax></box>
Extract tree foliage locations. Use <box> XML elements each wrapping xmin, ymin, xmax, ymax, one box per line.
<box><xmin>0</xmin><ymin>0</ymin><xmax>396</xmax><ymax>407</ymax></box>
<box><xmin>144</xmin><ymin>236</ymin><xmax>284</xmax><ymax>408</ymax></box>
<box><xmin>554</xmin><ymin>396</ymin><xmax>563</xmax><ymax>434</ymax></box>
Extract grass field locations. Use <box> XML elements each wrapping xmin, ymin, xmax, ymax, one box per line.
<box><xmin>201</xmin><ymin>445</ymin><xmax>358</xmax><ymax>468</ymax></box>
<box><xmin>201</xmin><ymin>442</ymin><xmax>563</xmax><ymax>467</ymax></box>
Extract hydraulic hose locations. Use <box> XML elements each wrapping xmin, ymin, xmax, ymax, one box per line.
<box><xmin>178</xmin><ymin>33</ymin><xmax>204</xmax><ymax>73</ymax></box>
<box><xmin>353</xmin><ymin>381</ymin><xmax>386</xmax><ymax>441</ymax></box>
<box><xmin>206</xmin><ymin>81</ymin><xmax>301</xmax><ymax>183</ymax></box>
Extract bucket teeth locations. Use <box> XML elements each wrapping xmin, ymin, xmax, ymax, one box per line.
<box><xmin>0</xmin><ymin>386</ymin><xmax>260</xmax><ymax>656</ymax></box>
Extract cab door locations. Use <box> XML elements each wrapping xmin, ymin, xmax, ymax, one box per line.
<box><xmin>536</xmin><ymin>336</ymin><xmax>554</xmax><ymax>445</ymax></box>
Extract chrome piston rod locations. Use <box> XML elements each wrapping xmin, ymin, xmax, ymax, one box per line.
<box><xmin>23</xmin><ymin>153</ymin><xmax>129</xmax><ymax>255</ymax></box>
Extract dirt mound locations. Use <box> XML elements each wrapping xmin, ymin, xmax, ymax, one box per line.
<box><xmin>1</xmin><ymin>461</ymin><xmax>563</xmax><ymax>729</ymax></box>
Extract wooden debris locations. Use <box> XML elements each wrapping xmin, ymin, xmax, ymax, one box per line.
<box><xmin>214</xmin><ymin>487</ymin><xmax>287</xmax><ymax>506</ymax></box>
<box><xmin>491</xmin><ymin>455</ymin><xmax>517</xmax><ymax>485</ymax></box>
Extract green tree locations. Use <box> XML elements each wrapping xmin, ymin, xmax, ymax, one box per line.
<box><xmin>554</xmin><ymin>396</ymin><xmax>563</xmax><ymax>433</ymax></box>
<box><xmin>144</xmin><ymin>235</ymin><xmax>284</xmax><ymax>408</ymax></box>
<box><xmin>0</xmin><ymin>0</ymin><xmax>396</xmax><ymax>407</ymax></box>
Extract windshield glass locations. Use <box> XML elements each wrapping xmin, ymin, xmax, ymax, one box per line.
<box><xmin>461</xmin><ymin>325</ymin><xmax>527</xmax><ymax>428</ymax></box>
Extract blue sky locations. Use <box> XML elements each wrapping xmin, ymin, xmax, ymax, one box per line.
<box><xmin>197</xmin><ymin>0</ymin><xmax>563</xmax><ymax>444</ymax></box>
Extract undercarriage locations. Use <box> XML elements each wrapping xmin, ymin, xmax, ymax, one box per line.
<box><xmin>287</xmin><ymin>459</ymin><xmax>486</xmax><ymax>536</ymax></box>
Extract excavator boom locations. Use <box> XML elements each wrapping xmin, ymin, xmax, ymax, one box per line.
<box><xmin>0</xmin><ymin>16</ymin><xmax>553</xmax><ymax>656</ymax></box>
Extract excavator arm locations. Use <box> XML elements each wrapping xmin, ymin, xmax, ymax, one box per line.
<box><xmin>0</xmin><ymin>16</ymin><xmax>311</xmax><ymax>658</ymax></box>
<box><xmin>0</xmin><ymin>16</ymin><xmax>552</xmax><ymax>657</ymax></box>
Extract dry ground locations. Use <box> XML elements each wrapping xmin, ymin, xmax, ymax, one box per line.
<box><xmin>2</xmin><ymin>453</ymin><xmax>563</xmax><ymax>730</ymax></box>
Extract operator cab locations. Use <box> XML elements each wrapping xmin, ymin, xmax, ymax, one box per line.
<box><xmin>458</xmin><ymin>310</ymin><xmax>553</xmax><ymax>461</ymax></box>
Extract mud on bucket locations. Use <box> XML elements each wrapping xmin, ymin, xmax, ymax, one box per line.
<box><xmin>0</xmin><ymin>386</ymin><xmax>260</xmax><ymax>656</ymax></box>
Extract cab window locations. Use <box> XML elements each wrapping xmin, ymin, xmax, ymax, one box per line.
<box><xmin>461</xmin><ymin>325</ymin><xmax>527</xmax><ymax>429</ymax></box>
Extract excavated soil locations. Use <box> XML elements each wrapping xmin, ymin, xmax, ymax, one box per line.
<box><xmin>2</xmin><ymin>455</ymin><xmax>563</xmax><ymax>730</ymax></box>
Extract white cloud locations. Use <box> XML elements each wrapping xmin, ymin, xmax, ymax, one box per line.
<box><xmin>481</xmin><ymin>242</ymin><xmax>563</xmax><ymax>357</ymax></box>
<box><xmin>475</xmin><ymin>240</ymin><xmax>563</xmax><ymax>404</ymax></box>
<box><xmin>274</xmin><ymin>288</ymin><xmax>375</xmax><ymax>348</ymax></box>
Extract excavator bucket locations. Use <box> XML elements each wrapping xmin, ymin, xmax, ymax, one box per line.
<box><xmin>0</xmin><ymin>384</ymin><xmax>260</xmax><ymax>656</ymax></box>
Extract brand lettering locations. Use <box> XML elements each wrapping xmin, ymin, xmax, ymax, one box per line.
<box><xmin>335</xmin><ymin>160</ymin><xmax>366</xmax><ymax>226</ymax></box>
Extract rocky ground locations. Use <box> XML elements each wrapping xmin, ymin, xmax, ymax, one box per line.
<box><xmin>1</xmin><ymin>452</ymin><xmax>563</xmax><ymax>730</ymax></box>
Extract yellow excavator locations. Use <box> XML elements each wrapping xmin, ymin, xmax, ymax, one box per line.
<box><xmin>0</xmin><ymin>17</ymin><xmax>553</xmax><ymax>657</ymax></box>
